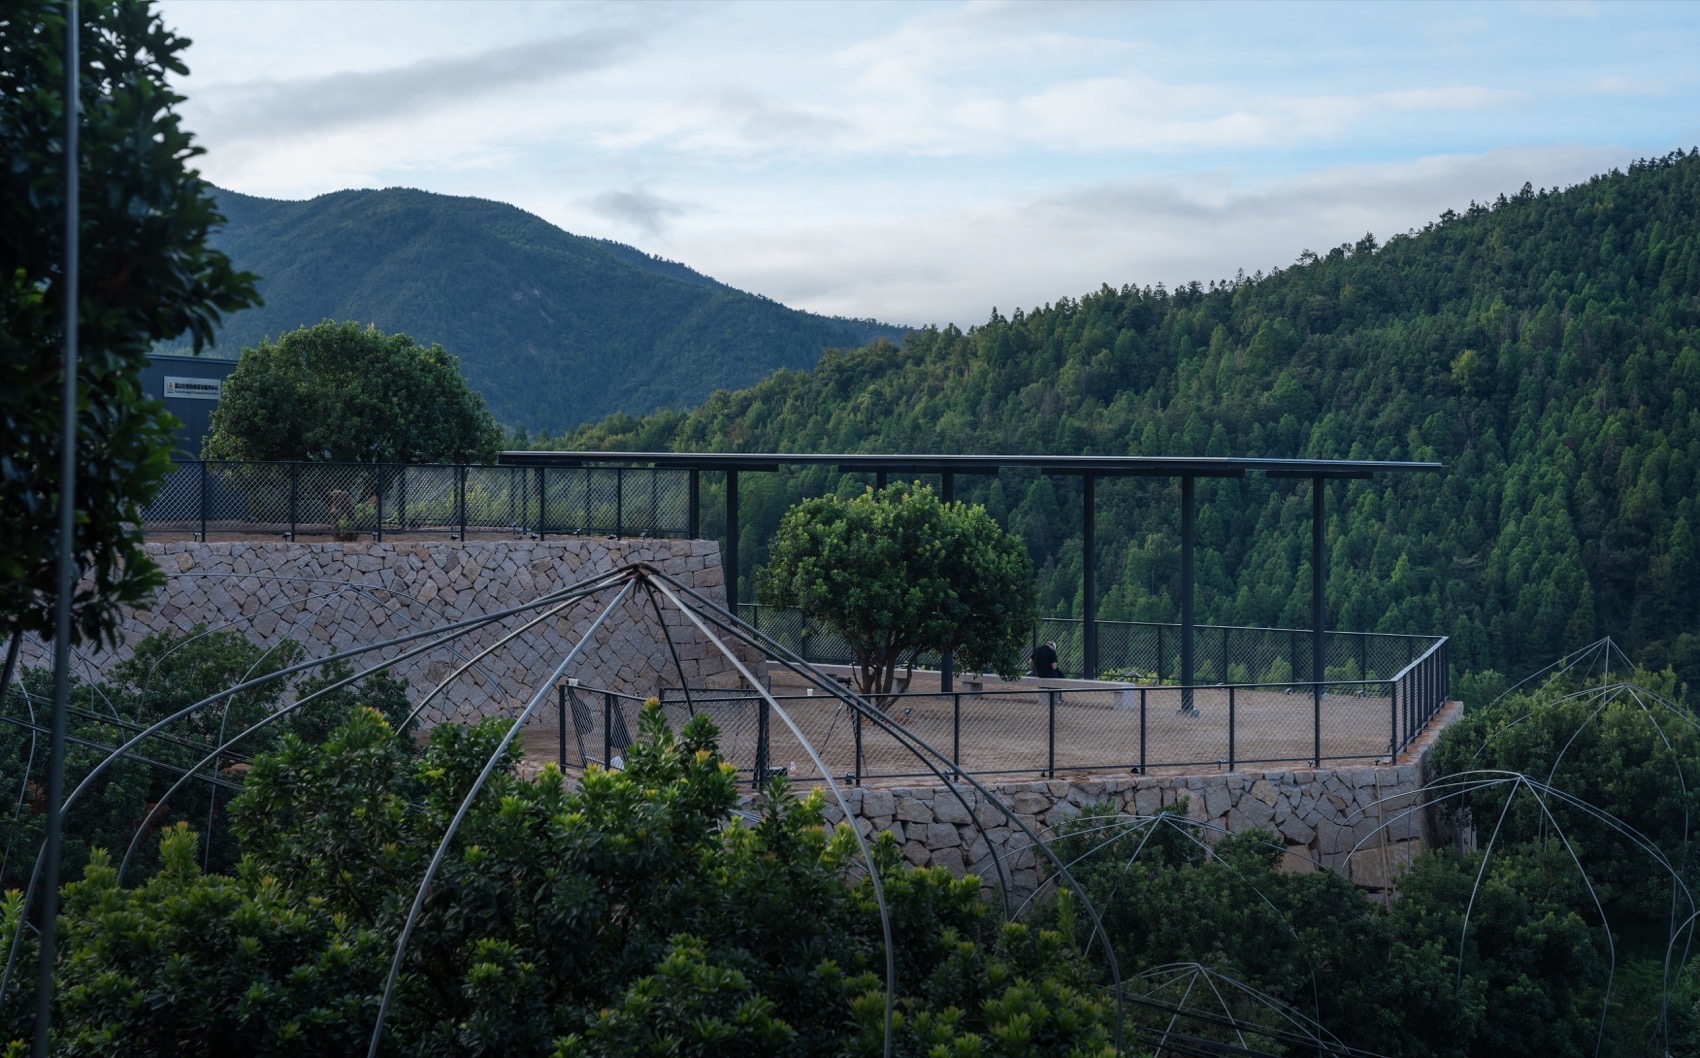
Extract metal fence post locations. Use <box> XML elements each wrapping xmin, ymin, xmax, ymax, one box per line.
<box><xmin>458</xmin><ymin>465</ymin><xmax>467</xmax><ymax>539</ymax></box>
<box><xmin>853</xmin><ymin>708</ymin><xmax>864</xmax><ymax>781</ymax></box>
<box><xmin>688</xmin><ymin>468</ymin><xmax>700</xmax><ymax>538</ymax></box>
<box><xmin>558</xmin><ymin>685</ymin><xmax>567</xmax><ymax>771</ymax></box>
<box><xmin>198</xmin><ymin>460</ymin><xmax>208</xmax><ymax>540</ymax></box>
<box><xmin>952</xmin><ymin>692</ymin><xmax>961</xmax><ymax>776</ymax></box>
<box><xmin>1228</xmin><ymin>685</ymin><xmax>1236</xmax><ymax>771</ymax></box>
<box><xmin>755</xmin><ymin>695</ymin><xmax>770</xmax><ymax>788</ymax></box>
<box><xmin>536</xmin><ymin>466</ymin><xmax>547</xmax><ymax>539</ymax></box>
<box><xmin>288</xmin><ymin>461</ymin><xmax>298</xmax><ymax>540</ymax></box>
<box><xmin>1047</xmin><ymin>689</ymin><xmax>1058</xmax><ymax>778</ymax></box>
<box><xmin>374</xmin><ymin>463</ymin><xmax>384</xmax><ymax>542</ymax></box>
<box><xmin>1389</xmin><ymin>679</ymin><xmax>1399</xmax><ymax>761</ymax></box>
<box><xmin>1138</xmin><ymin>687</ymin><xmax>1147</xmax><ymax>775</ymax></box>
<box><xmin>603</xmin><ymin>692</ymin><xmax>612</xmax><ymax>767</ymax></box>
<box><xmin>1157</xmin><ymin>625</ymin><xmax>1165</xmax><ymax>682</ymax></box>
<box><xmin>1313</xmin><ymin>676</ymin><xmax>1322</xmax><ymax>767</ymax></box>
<box><xmin>615</xmin><ymin>465</ymin><xmax>624</xmax><ymax>536</ymax></box>
<box><xmin>1360</xmin><ymin>632</ymin><xmax>1369</xmax><ymax>681</ymax></box>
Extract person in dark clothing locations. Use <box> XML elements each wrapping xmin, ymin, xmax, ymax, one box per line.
<box><xmin>1030</xmin><ymin>640</ymin><xmax>1062</xmax><ymax>679</ymax></box>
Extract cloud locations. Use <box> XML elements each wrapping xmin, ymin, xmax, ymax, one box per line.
<box><xmin>194</xmin><ymin>26</ymin><xmax>646</xmax><ymax>140</ymax></box>
<box><xmin>586</xmin><ymin>188</ymin><xmax>695</xmax><ymax>239</ymax></box>
<box><xmin>667</xmin><ymin>145</ymin><xmax>1631</xmax><ymax>328</ymax></box>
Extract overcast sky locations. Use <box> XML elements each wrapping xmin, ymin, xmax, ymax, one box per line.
<box><xmin>159</xmin><ymin>0</ymin><xmax>1700</xmax><ymax>329</ymax></box>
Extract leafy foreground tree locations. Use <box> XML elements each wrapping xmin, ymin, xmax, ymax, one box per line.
<box><xmin>202</xmin><ymin>320</ymin><xmax>503</xmax><ymax>464</ymax></box>
<box><xmin>1042</xmin><ymin>658</ymin><xmax>1700</xmax><ymax>1058</ymax></box>
<box><xmin>0</xmin><ymin>625</ymin><xmax>411</xmax><ymax>892</ymax></box>
<box><xmin>2</xmin><ymin>703</ymin><xmax>1116</xmax><ymax>1056</ymax></box>
<box><xmin>758</xmin><ymin>483</ymin><xmax>1035</xmax><ymax>701</ymax></box>
<box><xmin>0</xmin><ymin>0</ymin><xmax>259</xmax><ymax>648</ymax></box>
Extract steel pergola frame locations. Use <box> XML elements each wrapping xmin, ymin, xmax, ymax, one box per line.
<box><xmin>501</xmin><ymin>450</ymin><xmax>1443</xmax><ymax>701</ymax></box>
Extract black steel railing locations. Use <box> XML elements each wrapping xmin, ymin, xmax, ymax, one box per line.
<box><xmin>737</xmin><ymin>604</ymin><xmax>1443</xmax><ymax>686</ymax></box>
<box><xmin>138</xmin><ymin>459</ymin><xmax>693</xmax><ymax>540</ymax></box>
<box><xmin>554</xmin><ymin>634</ymin><xmax>1449</xmax><ymax>786</ymax></box>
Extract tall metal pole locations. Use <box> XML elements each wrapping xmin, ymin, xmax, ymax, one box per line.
<box><xmin>724</xmin><ymin>469</ymin><xmax>739</xmax><ymax>610</ymax></box>
<box><xmin>1083</xmin><ymin>473</ymin><xmax>1097</xmax><ymax>679</ymax></box>
<box><xmin>1180</xmin><ymin>474</ymin><xmax>1195</xmax><ymax>715</ymax></box>
<box><xmin>36</xmin><ymin>7</ymin><xmax>79</xmax><ymax>1052</ymax></box>
<box><xmin>940</xmin><ymin>471</ymin><xmax>954</xmax><ymax>692</ymax></box>
<box><xmin>1312</xmin><ymin>475</ymin><xmax>1326</xmax><ymax>766</ymax></box>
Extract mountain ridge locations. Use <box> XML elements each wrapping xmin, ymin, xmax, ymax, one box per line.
<box><xmin>167</xmin><ymin>185</ymin><xmax>906</xmax><ymax>431</ymax></box>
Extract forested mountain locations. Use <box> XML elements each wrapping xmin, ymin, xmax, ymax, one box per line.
<box><xmin>561</xmin><ymin>150</ymin><xmax>1700</xmax><ymax>687</ymax></box>
<box><xmin>162</xmin><ymin>187</ymin><xmax>904</xmax><ymax>430</ymax></box>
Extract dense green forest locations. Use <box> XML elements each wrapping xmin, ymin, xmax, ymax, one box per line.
<box><xmin>156</xmin><ymin>187</ymin><xmax>903</xmax><ymax>430</ymax></box>
<box><xmin>562</xmin><ymin>150</ymin><xmax>1700</xmax><ymax>688</ymax></box>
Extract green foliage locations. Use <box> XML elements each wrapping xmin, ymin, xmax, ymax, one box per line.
<box><xmin>0</xmin><ymin>0</ymin><xmax>259</xmax><ymax>646</ymax></box>
<box><xmin>166</xmin><ymin>187</ymin><xmax>905</xmax><ymax>431</ymax></box>
<box><xmin>758</xmin><ymin>484</ymin><xmax>1035</xmax><ymax>697</ymax></box>
<box><xmin>0</xmin><ymin>624</ymin><xmax>411</xmax><ymax>891</ymax></box>
<box><xmin>1430</xmin><ymin>667</ymin><xmax>1700</xmax><ymax>920</ymax></box>
<box><xmin>1048</xmin><ymin>804</ymin><xmax>1622</xmax><ymax>1057</ymax></box>
<box><xmin>24</xmin><ymin>701</ymin><xmax>1114</xmax><ymax>1056</ymax></box>
<box><xmin>202</xmin><ymin>320</ymin><xmax>503</xmax><ymax>463</ymax></box>
<box><xmin>563</xmin><ymin>152</ymin><xmax>1700</xmax><ymax>689</ymax></box>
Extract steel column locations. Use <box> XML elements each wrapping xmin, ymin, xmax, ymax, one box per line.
<box><xmin>1312</xmin><ymin>476</ymin><xmax>1325</xmax><ymax>765</ymax></box>
<box><xmin>1181</xmin><ymin>474</ymin><xmax>1195</xmax><ymax>714</ymax></box>
<box><xmin>1084</xmin><ymin>473</ymin><xmax>1097</xmax><ymax>678</ymax></box>
<box><xmin>941</xmin><ymin>471</ymin><xmax>955</xmax><ymax>691</ymax></box>
<box><xmin>725</xmin><ymin>469</ymin><xmax>739</xmax><ymax>607</ymax></box>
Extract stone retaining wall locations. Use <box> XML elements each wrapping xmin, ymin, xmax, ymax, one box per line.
<box><xmin>821</xmin><ymin>746</ymin><xmax>1452</xmax><ymax>899</ymax></box>
<box><xmin>23</xmin><ymin>540</ymin><xmax>764</xmax><ymax>726</ymax></box>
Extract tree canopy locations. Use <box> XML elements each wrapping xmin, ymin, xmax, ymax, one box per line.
<box><xmin>202</xmin><ymin>320</ymin><xmax>503</xmax><ymax>464</ymax></box>
<box><xmin>561</xmin><ymin>151</ymin><xmax>1700</xmax><ymax>690</ymax></box>
<box><xmin>0</xmin><ymin>0</ymin><xmax>258</xmax><ymax>647</ymax></box>
<box><xmin>758</xmin><ymin>483</ymin><xmax>1035</xmax><ymax>698</ymax></box>
<box><xmin>2</xmin><ymin>702</ymin><xmax>1117</xmax><ymax>1056</ymax></box>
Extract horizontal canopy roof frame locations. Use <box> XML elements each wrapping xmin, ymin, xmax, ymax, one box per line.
<box><xmin>501</xmin><ymin>450</ymin><xmax>1444</xmax><ymax>734</ymax></box>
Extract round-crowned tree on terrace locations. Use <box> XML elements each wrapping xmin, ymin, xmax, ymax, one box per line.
<box><xmin>202</xmin><ymin>320</ymin><xmax>502</xmax><ymax>464</ymax></box>
<box><xmin>758</xmin><ymin>483</ymin><xmax>1035</xmax><ymax>703</ymax></box>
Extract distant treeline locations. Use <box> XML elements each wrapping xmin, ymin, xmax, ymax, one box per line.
<box><xmin>558</xmin><ymin>150</ymin><xmax>1700</xmax><ymax>687</ymax></box>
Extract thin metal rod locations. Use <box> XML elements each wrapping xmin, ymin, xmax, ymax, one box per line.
<box><xmin>367</xmin><ymin>581</ymin><xmax>636</xmax><ymax>1058</ymax></box>
<box><xmin>34</xmin><ymin>6</ymin><xmax>78</xmax><ymax>1051</ymax></box>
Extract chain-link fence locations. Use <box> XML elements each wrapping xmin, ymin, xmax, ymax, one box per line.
<box><xmin>137</xmin><ymin>460</ymin><xmax>693</xmax><ymax>539</ymax></box>
<box><xmin>548</xmin><ymin>635</ymin><xmax>1449</xmax><ymax>785</ymax></box>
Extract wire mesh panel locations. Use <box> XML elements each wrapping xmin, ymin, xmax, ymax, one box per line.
<box><xmin>382</xmin><ymin>464</ymin><xmax>461</xmax><ymax>534</ymax></box>
<box><xmin>138</xmin><ymin>461</ymin><xmax>205</xmax><ymax>530</ymax></box>
<box><xmin>1317</xmin><ymin>681</ymin><xmax>1395</xmax><ymax>762</ymax></box>
<box><xmin>459</xmin><ymin>465</ymin><xmax>524</xmax><ymax>533</ymax></box>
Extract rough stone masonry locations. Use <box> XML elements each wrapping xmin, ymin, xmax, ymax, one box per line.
<box><xmin>818</xmin><ymin>739</ymin><xmax>1453</xmax><ymax>901</ymax></box>
<box><xmin>20</xmin><ymin>539</ymin><xmax>767</xmax><ymax>726</ymax></box>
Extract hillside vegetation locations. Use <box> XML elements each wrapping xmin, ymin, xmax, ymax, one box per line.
<box><xmin>162</xmin><ymin>187</ymin><xmax>903</xmax><ymax>430</ymax></box>
<box><xmin>563</xmin><ymin>150</ymin><xmax>1700</xmax><ymax>686</ymax></box>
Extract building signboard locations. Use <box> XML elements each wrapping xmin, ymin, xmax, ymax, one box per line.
<box><xmin>164</xmin><ymin>376</ymin><xmax>222</xmax><ymax>400</ymax></box>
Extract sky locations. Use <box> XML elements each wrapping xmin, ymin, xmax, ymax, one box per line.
<box><xmin>158</xmin><ymin>0</ymin><xmax>1700</xmax><ymax>329</ymax></box>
